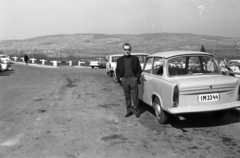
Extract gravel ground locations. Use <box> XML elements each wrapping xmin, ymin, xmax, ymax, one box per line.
<box><xmin>0</xmin><ymin>63</ymin><xmax>240</xmax><ymax>158</ymax></box>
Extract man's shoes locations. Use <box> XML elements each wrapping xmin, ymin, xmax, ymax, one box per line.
<box><xmin>125</xmin><ymin>111</ymin><xmax>133</xmax><ymax>117</ymax></box>
<box><xmin>133</xmin><ymin>109</ymin><xmax>140</xmax><ymax>118</ymax></box>
<box><xmin>135</xmin><ymin>112</ymin><xmax>140</xmax><ymax>118</ymax></box>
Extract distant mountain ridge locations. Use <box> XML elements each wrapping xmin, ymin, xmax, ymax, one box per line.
<box><xmin>1</xmin><ymin>33</ymin><xmax>240</xmax><ymax>57</ymax></box>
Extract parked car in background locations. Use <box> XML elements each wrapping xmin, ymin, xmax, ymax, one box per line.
<box><xmin>0</xmin><ymin>54</ymin><xmax>11</xmax><ymax>63</ymax></box>
<box><xmin>0</xmin><ymin>60</ymin><xmax>13</xmax><ymax>71</ymax></box>
<box><xmin>139</xmin><ymin>51</ymin><xmax>240</xmax><ymax>124</ymax></box>
<box><xmin>228</xmin><ymin>60</ymin><xmax>240</xmax><ymax>77</ymax></box>
<box><xmin>106</xmin><ymin>54</ymin><xmax>122</xmax><ymax>77</ymax></box>
<box><xmin>113</xmin><ymin>53</ymin><xmax>149</xmax><ymax>82</ymax></box>
<box><xmin>89</xmin><ymin>58</ymin><xmax>106</xmax><ymax>69</ymax></box>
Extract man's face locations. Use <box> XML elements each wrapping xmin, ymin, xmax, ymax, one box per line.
<box><xmin>123</xmin><ymin>45</ymin><xmax>131</xmax><ymax>56</ymax></box>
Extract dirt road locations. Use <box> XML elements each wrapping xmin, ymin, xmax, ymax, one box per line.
<box><xmin>0</xmin><ymin>64</ymin><xmax>240</xmax><ymax>158</ymax></box>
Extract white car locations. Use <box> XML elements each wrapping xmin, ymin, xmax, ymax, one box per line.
<box><xmin>113</xmin><ymin>53</ymin><xmax>149</xmax><ymax>82</ymax></box>
<box><xmin>0</xmin><ymin>54</ymin><xmax>11</xmax><ymax>63</ymax></box>
<box><xmin>228</xmin><ymin>60</ymin><xmax>240</xmax><ymax>77</ymax></box>
<box><xmin>139</xmin><ymin>51</ymin><xmax>240</xmax><ymax>124</ymax></box>
<box><xmin>89</xmin><ymin>58</ymin><xmax>106</xmax><ymax>69</ymax></box>
<box><xmin>0</xmin><ymin>61</ymin><xmax>13</xmax><ymax>71</ymax></box>
<box><xmin>106</xmin><ymin>54</ymin><xmax>122</xmax><ymax>77</ymax></box>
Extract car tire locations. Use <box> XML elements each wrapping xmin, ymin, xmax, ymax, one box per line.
<box><xmin>92</xmin><ymin>66</ymin><xmax>94</xmax><ymax>69</ymax></box>
<box><xmin>153</xmin><ymin>97</ymin><xmax>168</xmax><ymax>124</ymax></box>
<box><xmin>211</xmin><ymin>110</ymin><xmax>227</xmax><ymax>119</ymax></box>
<box><xmin>107</xmin><ymin>71</ymin><xmax>109</xmax><ymax>75</ymax></box>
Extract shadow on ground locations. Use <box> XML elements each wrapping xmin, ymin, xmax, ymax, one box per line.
<box><xmin>0</xmin><ymin>70</ymin><xmax>15</xmax><ymax>76</ymax></box>
<box><xmin>137</xmin><ymin>101</ymin><xmax>240</xmax><ymax>129</ymax></box>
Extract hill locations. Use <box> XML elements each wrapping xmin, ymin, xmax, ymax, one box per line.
<box><xmin>0</xmin><ymin>33</ymin><xmax>240</xmax><ymax>58</ymax></box>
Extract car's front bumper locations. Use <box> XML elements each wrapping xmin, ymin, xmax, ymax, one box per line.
<box><xmin>168</xmin><ymin>101</ymin><xmax>240</xmax><ymax>114</ymax></box>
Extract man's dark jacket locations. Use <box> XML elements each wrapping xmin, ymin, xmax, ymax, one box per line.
<box><xmin>116</xmin><ymin>55</ymin><xmax>142</xmax><ymax>82</ymax></box>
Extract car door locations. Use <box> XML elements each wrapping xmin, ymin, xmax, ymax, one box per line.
<box><xmin>139</xmin><ymin>57</ymin><xmax>154</xmax><ymax>105</ymax></box>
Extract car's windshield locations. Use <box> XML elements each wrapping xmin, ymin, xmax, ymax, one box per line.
<box><xmin>168</xmin><ymin>55</ymin><xmax>221</xmax><ymax>76</ymax></box>
<box><xmin>112</xmin><ymin>56</ymin><xmax>121</xmax><ymax>62</ymax></box>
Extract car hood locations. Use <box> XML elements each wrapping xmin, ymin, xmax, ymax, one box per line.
<box><xmin>170</xmin><ymin>75</ymin><xmax>239</xmax><ymax>91</ymax></box>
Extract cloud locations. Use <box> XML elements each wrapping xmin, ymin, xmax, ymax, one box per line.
<box><xmin>197</xmin><ymin>5</ymin><xmax>205</xmax><ymax>15</ymax></box>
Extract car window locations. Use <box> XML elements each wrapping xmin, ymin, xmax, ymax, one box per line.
<box><xmin>152</xmin><ymin>57</ymin><xmax>163</xmax><ymax>76</ymax></box>
<box><xmin>112</xmin><ymin>56</ymin><xmax>120</xmax><ymax>62</ymax></box>
<box><xmin>143</xmin><ymin>57</ymin><xmax>153</xmax><ymax>73</ymax></box>
<box><xmin>136</xmin><ymin>55</ymin><xmax>147</xmax><ymax>64</ymax></box>
<box><xmin>168</xmin><ymin>56</ymin><xmax>221</xmax><ymax>76</ymax></box>
<box><xmin>229</xmin><ymin>60</ymin><xmax>240</xmax><ymax>65</ymax></box>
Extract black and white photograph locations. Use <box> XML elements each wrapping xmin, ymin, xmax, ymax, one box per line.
<box><xmin>1</xmin><ymin>0</ymin><xmax>240</xmax><ymax>157</ymax></box>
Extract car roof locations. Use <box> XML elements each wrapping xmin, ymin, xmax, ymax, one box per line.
<box><xmin>108</xmin><ymin>54</ymin><xmax>123</xmax><ymax>57</ymax></box>
<box><xmin>228</xmin><ymin>60</ymin><xmax>240</xmax><ymax>65</ymax></box>
<box><xmin>131</xmin><ymin>53</ymin><xmax>150</xmax><ymax>56</ymax></box>
<box><xmin>229</xmin><ymin>60</ymin><xmax>240</xmax><ymax>62</ymax></box>
<box><xmin>149</xmin><ymin>51</ymin><xmax>213</xmax><ymax>59</ymax></box>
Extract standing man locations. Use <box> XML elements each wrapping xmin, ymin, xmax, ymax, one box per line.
<box><xmin>207</xmin><ymin>58</ymin><xmax>214</xmax><ymax>71</ymax></box>
<box><xmin>24</xmin><ymin>54</ymin><xmax>29</xmax><ymax>65</ymax></box>
<box><xmin>219</xmin><ymin>58</ymin><xmax>229</xmax><ymax>70</ymax></box>
<box><xmin>116</xmin><ymin>43</ymin><xmax>142</xmax><ymax>118</ymax></box>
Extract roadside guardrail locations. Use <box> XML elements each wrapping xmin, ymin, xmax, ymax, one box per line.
<box><xmin>11</xmin><ymin>56</ymin><xmax>90</xmax><ymax>68</ymax></box>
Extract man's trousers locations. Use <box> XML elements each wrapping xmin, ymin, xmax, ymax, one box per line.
<box><xmin>121</xmin><ymin>77</ymin><xmax>139</xmax><ymax>113</ymax></box>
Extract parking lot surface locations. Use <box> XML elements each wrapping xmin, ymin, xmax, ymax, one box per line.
<box><xmin>0</xmin><ymin>64</ymin><xmax>240</xmax><ymax>158</ymax></box>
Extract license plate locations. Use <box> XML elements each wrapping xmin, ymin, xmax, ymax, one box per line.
<box><xmin>199</xmin><ymin>93</ymin><xmax>219</xmax><ymax>102</ymax></box>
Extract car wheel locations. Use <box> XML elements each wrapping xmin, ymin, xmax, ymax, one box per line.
<box><xmin>107</xmin><ymin>71</ymin><xmax>109</xmax><ymax>75</ymax></box>
<box><xmin>91</xmin><ymin>66</ymin><xmax>94</xmax><ymax>69</ymax></box>
<box><xmin>211</xmin><ymin>110</ymin><xmax>227</xmax><ymax>119</ymax></box>
<box><xmin>153</xmin><ymin>97</ymin><xmax>168</xmax><ymax>124</ymax></box>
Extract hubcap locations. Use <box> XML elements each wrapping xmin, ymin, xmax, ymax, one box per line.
<box><xmin>155</xmin><ymin>101</ymin><xmax>161</xmax><ymax>118</ymax></box>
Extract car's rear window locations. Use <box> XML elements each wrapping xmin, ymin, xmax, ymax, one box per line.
<box><xmin>168</xmin><ymin>55</ymin><xmax>221</xmax><ymax>76</ymax></box>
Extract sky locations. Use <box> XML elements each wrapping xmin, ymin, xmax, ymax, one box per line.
<box><xmin>1</xmin><ymin>0</ymin><xmax>240</xmax><ymax>40</ymax></box>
